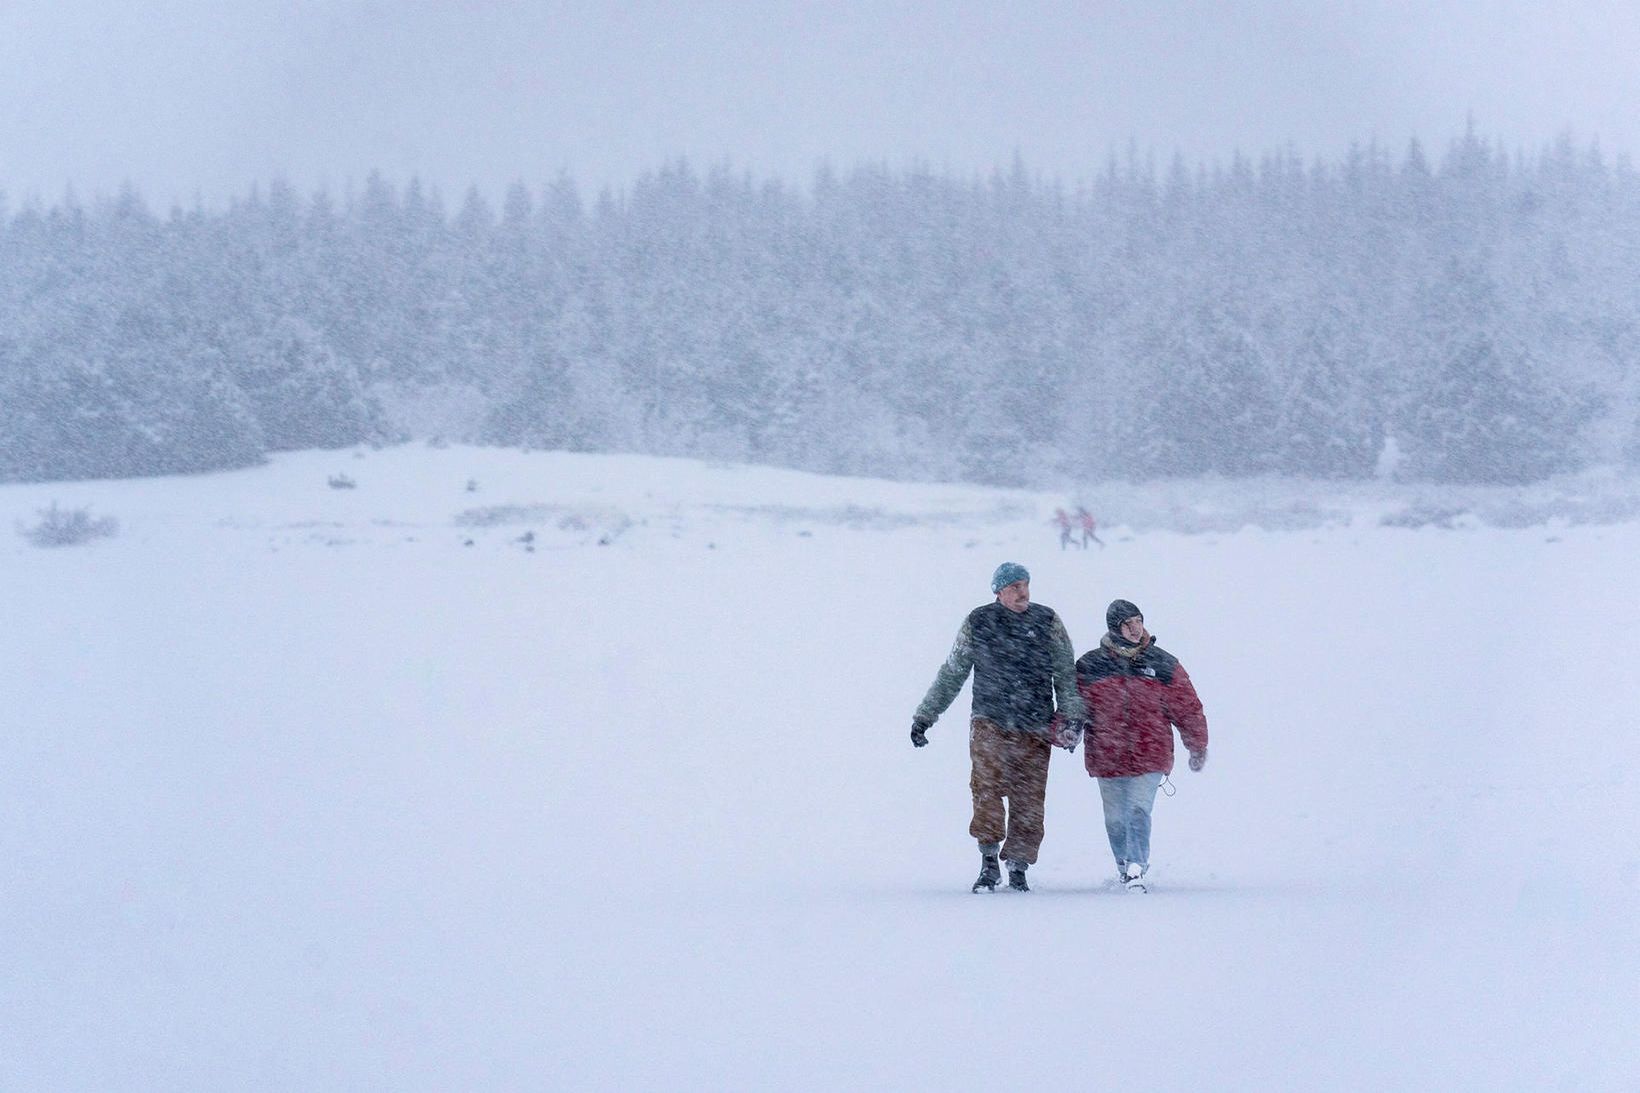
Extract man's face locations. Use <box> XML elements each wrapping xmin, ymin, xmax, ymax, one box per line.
<box><xmin>997</xmin><ymin>579</ymin><xmax>1030</xmax><ymax>613</ymax></box>
<box><xmin>1119</xmin><ymin>615</ymin><xmax>1146</xmax><ymax>643</ymax></box>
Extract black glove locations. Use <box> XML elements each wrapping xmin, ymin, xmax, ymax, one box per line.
<box><xmin>910</xmin><ymin>715</ymin><xmax>932</xmax><ymax>748</ymax></box>
<box><xmin>1189</xmin><ymin>748</ymin><xmax>1207</xmax><ymax>772</ymax></box>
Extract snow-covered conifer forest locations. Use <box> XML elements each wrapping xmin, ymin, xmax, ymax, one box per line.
<box><xmin>6</xmin><ymin>131</ymin><xmax>1638</xmax><ymax>488</ymax></box>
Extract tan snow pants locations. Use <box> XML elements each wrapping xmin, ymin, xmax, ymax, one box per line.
<box><xmin>968</xmin><ymin>716</ymin><xmax>1052</xmax><ymax>865</ymax></box>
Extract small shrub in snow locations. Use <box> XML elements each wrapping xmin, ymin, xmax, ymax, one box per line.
<box><xmin>455</xmin><ymin>504</ymin><xmax>553</xmax><ymax>528</ymax></box>
<box><xmin>1379</xmin><ymin>505</ymin><xmax>1468</xmax><ymax>530</ymax></box>
<box><xmin>328</xmin><ymin>473</ymin><xmax>357</xmax><ymax>489</ymax></box>
<box><xmin>454</xmin><ymin>503</ymin><xmax>631</xmax><ymax>545</ymax></box>
<box><xmin>20</xmin><ymin>503</ymin><xmax>119</xmax><ymax>547</ymax></box>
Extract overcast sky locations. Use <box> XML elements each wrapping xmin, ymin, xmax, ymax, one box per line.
<box><xmin>3</xmin><ymin>0</ymin><xmax>1638</xmax><ymax>206</ymax></box>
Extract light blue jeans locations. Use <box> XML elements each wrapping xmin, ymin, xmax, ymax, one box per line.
<box><xmin>1097</xmin><ymin>772</ymin><xmax>1165</xmax><ymax>874</ymax></box>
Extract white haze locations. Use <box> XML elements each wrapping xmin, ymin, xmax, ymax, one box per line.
<box><xmin>4</xmin><ymin>1</ymin><xmax>1640</xmax><ymax>204</ymax></box>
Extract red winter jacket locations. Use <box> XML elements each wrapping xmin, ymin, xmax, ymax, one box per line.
<box><xmin>1071</xmin><ymin>635</ymin><xmax>1208</xmax><ymax>778</ymax></box>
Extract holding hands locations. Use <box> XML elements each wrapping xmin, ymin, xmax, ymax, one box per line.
<box><xmin>1052</xmin><ymin>719</ymin><xmax>1088</xmax><ymax>753</ymax></box>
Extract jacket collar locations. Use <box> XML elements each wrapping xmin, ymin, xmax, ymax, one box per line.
<box><xmin>1101</xmin><ymin>632</ymin><xmax>1154</xmax><ymax>660</ymax></box>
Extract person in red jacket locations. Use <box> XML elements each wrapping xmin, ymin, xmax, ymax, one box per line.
<box><xmin>1076</xmin><ymin>506</ymin><xmax>1104</xmax><ymax>549</ymax></box>
<box><xmin>1054</xmin><ymin>508</ymin><xmax>1078</xmax><ymax>550</ymax></box>
<box><xmin>1069</xmin><ymin>599</ymin><xmax>1208</xmax><ymax>892</ymax></box>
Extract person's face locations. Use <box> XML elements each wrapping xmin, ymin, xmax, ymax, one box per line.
<box><xmin>997</xmin><ymin>579</ymin><xmax>1030</xmax><ymax>613</ymax></box>
<box><xmin>1119</xmin><ymin>614</ymin><xmax>1146</xmax><ymax>643</ymax></box>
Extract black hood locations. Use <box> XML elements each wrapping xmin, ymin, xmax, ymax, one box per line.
<box><xmin>1105</xmin><ymin>598</ymin><xmax>1142</xmax><ymax>634</ymax></box>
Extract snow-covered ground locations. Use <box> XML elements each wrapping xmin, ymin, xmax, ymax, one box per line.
<box><xmin>4</xmin><ymin>446</ymin><xmax>1638</xmax><ymax>1090</ymax></box>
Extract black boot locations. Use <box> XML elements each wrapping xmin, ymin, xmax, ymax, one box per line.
<box><xmin>1007</xmin><ymin>865</ymin><xmax>1029</xmax><ymax>892</ymax></box>
<box><xmin>972</xmin><ymin>853</ymin><xmax>1001</xmax><ymax>892</ymax></box>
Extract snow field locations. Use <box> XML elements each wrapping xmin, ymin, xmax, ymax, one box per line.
<box><xmin>3</xmin><ymin>447</ymin><xmax>1638</xmax><ymax>1090</ymax></box>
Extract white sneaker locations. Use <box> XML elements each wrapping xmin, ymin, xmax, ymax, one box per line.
<box><xmin>1123</xmin><ymin>861</ymin><xmax>1147</xmax><ymax>893</ymax></box>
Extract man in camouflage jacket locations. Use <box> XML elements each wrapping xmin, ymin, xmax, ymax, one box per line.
<box><xmin>911</xmin><ymin>562</ymin><xmax>1087</xmax><ymax>892</ymax></box>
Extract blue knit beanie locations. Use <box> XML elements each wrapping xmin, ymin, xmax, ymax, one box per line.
<box><xmin>991</xmin><ymin>562</ymin><xmax>1030</xmax><ymax>594</ymax></box>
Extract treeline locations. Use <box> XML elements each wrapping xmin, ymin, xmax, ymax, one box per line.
<box><xmin>4</xmin><ymin>129</ymin><xmax>1640</xmax><ymax>486</ymax></box>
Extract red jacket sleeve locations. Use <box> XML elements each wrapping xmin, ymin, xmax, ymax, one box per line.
<box><xmin>1166</xmin><ymin>664</ymin><xmax>1208</xmax><ymax>755</ymax></box>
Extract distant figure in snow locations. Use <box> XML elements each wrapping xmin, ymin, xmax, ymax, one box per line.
<box><xmin>1076</xmin><ymin>506</ymin><xmax>1104</xmax><ymax>549</ymax></box>
<box><xmin>1055</xmin><ymin>599</ymin><xmax>1207</xmax><ymax>893</ymax></box>
<box><xmin>911</xmin><ymin>562</ymin><xmax>1088</xmax><ymax>893</ymax></box>
<box><xmin>1054</xmin><ymin>508</ymin><xmax>1078</xmax><ymax>550</ymax></box>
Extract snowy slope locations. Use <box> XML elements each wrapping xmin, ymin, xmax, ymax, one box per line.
<box><xmin>3</xmin><ymin>446</ymin><xmax>1638</xmax><ymax>1090</ymax></box>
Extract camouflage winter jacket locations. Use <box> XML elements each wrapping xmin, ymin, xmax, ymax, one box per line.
<box><xmin>915</xmin><ymin>601</ymin><xmax>1085</xmax><ymax>734</ymax></box>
